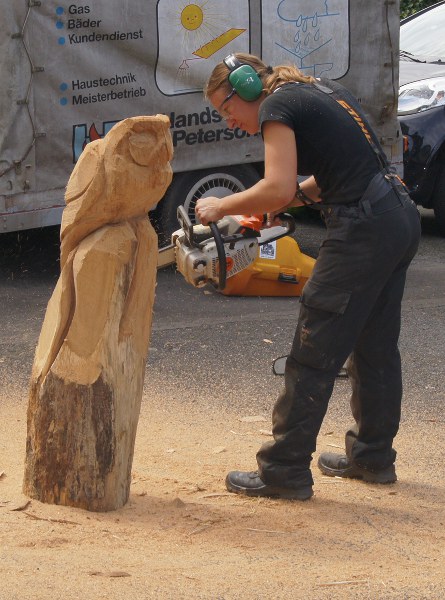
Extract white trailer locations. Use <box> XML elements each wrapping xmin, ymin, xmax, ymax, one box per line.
<box><xmin>0</xmin><ymin>0</ymin><xmax>402</xmax><ymax>240</ymax></box>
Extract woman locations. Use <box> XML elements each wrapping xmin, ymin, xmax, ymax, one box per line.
<box><xmin>195</xmin><ymin>53</ymin><xmax>421</xmax><ymax>501</ymax></box>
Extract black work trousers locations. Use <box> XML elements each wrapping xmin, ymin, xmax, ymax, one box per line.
<box><xmin>257</xmin><ymin>178</ymin><xmax>421</xmax><ymax>488</ymax></box>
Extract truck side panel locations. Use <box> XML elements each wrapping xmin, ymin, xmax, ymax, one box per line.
<box><xmin>0</xmin><ymin>0</ymin><xmax>401</xmax><ymax>233</ymax></box>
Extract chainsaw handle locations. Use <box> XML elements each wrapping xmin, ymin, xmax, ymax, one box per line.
<box><xmin>258</xmin><ymin>212</ymin><xmax>296</xmax><ymax>246</ymax></box>
<box><xmin>209</xmin><ymin>221</ymin><xmax>227</xmax><ymax>291</ymax></box>
<box><xmin>276</xmin><ymin>212</ymin><xmax>296</xmax><ymax>234</ymax></box>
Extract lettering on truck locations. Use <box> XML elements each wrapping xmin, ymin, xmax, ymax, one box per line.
<box><xmin>72</xmin><ymin>108</ymin><xmax>258</xmax><ymax>162</ymax></box>
<box><xmin>69</xmin><ymin>72</ymin><xmax>146</xmax><ymax>105</ymax></box>
<box><xmin>68</xmin><ymin>5</ymin><xmax>91</xmax><ymax>14</ymax></box>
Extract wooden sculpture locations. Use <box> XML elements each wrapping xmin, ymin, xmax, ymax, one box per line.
<box><xmin>23</xmin><ymin>115</ymin><xmax>173</xmax><ymax>511</ymax></box>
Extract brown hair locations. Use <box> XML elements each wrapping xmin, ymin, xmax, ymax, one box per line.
<box><xmin>204</xmin><ymin>52</ymin><xmax>315</xmax><ymax>99</ymax></box>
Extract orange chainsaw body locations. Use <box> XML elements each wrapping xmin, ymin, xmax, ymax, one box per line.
<box><xmin>221</xmin><ymin>235</ymin><xmax>315</xmax><ymax>297</ymax></box>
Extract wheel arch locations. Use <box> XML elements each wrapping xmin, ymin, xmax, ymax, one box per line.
<box><xmin>151</xmin><ymin>163</ymin><xmax>263</xmax><ymax>246</ymax></box>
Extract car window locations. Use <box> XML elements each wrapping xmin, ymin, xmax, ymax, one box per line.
<box><xmin>400</xmin><ymin>4</ymin><xmax>445</xmax><ymax>58</ymax></box>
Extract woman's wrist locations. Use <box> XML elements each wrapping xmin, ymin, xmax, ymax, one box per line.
<box><xmin>295</xmin><ymin>185</ymin><xmax>319</xmax><ymax>207</ymax></box>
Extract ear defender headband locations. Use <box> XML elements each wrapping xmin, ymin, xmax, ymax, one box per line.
<box><xmin>223</xmin><ymin>54</ymin><xmax>263</xmax><ymax>102</ymax></box>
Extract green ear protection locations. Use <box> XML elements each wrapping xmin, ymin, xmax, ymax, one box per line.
<box><xmin>223</xmin><ymin>54</ymin><xmax>263</xmax><ymax>102</ymax></box>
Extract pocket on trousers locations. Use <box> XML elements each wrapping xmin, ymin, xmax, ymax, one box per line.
<box><xmin>293</xmin><ymin>280</ymin><xmax>351</xmax><ymax>369</ymax></box>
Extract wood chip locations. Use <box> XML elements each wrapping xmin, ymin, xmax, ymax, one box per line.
<box><xmin>318</xmin><ymin>580</ymin><xmax>368</xmax><ymax>587</ymax></box>
<box><xmin>10</xmin><ymin>499</ymin><xmax>31</xmax><ymax>511</ymax></box>
<box><xmin>200</xmin><ymin>493</ymin><xmax>232</xmax><ymax>499</ymax></box>
<box><xmin>188</xmin><ymin>525</ymin><xmax>211</xmax><ymax>536</ymax></box>
<box><xmin>89</xmin><ymin>571</ymin><xmax>131</xmax><ymax>578</ymax></box>
<box><xmin>23</xmin><ymin>512</ymin><xmax>80</xmax><ymax>525</ymax></box>
<box><xmin>239</xmin><ymin>415</ymin><xmax>267</xmax><ymax>423</ymax></box>
<box><xmin>246</xmin><ymin>527</ymin><xmax>296</xmax><ymax>535</ymax></box>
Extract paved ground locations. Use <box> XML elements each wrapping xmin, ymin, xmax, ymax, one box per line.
<box><xmin>0</xmin><ymin>207</ymin><xmax>444</xmax><ymax>417</ymax></box>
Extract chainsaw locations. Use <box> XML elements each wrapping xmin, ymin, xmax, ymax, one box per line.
<box><xmin>157</xmin><ymin>206</ymin><xmax>296</xmax><ymax>291</ymax></box>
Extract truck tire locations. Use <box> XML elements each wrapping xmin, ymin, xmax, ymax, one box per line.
<box><xmin>432</xmin><ymin>166</ymin><xmax>445</xmax><ymax>236</ymax></box>
<box><xmin>155</xmin><ymin>165</ymin><xmax>261</xmax><ymax>246</ymax></box>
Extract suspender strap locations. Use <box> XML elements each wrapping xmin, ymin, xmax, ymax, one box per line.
<box><xmin>313</xmin><ymin>81</ymin><xmax>391</xmax><ymax>173</ymax></box>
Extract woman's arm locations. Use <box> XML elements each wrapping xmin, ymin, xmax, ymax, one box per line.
<box><xmin>195</xmin><ymin>121</ymin><xmax>298</xmax><ymax>225</ymax></box>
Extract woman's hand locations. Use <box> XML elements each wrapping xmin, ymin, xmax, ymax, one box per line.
<box><xmin>265</xmin><ymin>209</ymin><xmax>289</xmax><ymax>227</ymax></box>
<box><xmin>195</xmin><ymin>197</ymin><xmax>225</xmax><ymax>225</ymax></box>
<box><xmin>196</xmin><ymin>121</ymin><xmax>301</xmax><ymax>225</ymax></box>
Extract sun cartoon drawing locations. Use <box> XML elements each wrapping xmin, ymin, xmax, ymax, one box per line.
<box><xmin>156</xmin><ymin>0</ymin><xmax>249</xmax><ymax>94</ymax></box>
<box><xmin>176</xmin><ymin>2</ymin><xmax>225</xmax><ymax>52</ymax></box>
<box><xmin>175</xmin><ymin>2</ymin><xmax>245</xmax><ymax>59</ymax></box>
<box><xmin>180</xmin><ymin>3</ymin><xmax>204</xmax><ymax>31</ymax></box>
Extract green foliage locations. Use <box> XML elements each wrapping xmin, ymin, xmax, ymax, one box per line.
<box><xmin>400</xmin><ymin>0</ymin><xmax>441</xmax><ymax>19</ymax></box>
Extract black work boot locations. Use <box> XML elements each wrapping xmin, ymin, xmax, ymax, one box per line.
<box><xmin>225</xmin><ymin>470</ymin><xmax>313</xmax><ymax>500</ymax></box>
<box><xmin>317</xmin><ymin>452</ymin><xmax>396</xmax><ymax>483</ymax></box>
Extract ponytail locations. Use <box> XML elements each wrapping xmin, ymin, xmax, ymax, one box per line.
<box><xmin>263</xmin><ymin>64</ymin><xmax>315</xmax><ymax>94</ymax></box>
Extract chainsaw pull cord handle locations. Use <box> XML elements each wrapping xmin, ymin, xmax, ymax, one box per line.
<box><xmin>209</xmin><ymin>221</ymin><xmax>227</xmax><ymax>291</ymax></box>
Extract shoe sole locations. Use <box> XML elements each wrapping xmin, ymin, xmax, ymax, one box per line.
<box><xmin>226</xmin><ymin>477</ymin><xmax>313</xmax><ymax>501</ymax></box>
<box><xmin>317</xmin><ymin>457</ymin><xmax>396</xmax><ymax>484</ymax></box>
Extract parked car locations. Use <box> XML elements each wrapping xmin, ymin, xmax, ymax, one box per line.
<box><xmin>398</xmin><ymin>1</ymin><xmax>445</xmax><ymax>234</ymax></box>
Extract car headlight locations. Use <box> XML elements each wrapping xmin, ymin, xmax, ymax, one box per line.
<box><xmin>398</xmin><ymin>77</ymin><xmax>445</xmax><ymax>115</ymax></box>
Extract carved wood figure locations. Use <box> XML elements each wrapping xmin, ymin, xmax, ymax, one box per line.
<box><xmin>23</xmin><ymin>115</ymin><xmax>173</xmax><ymax>511</ymax></box>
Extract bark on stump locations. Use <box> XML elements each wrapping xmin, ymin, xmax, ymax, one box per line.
<box><xmin>23</xmin><ymin>116</ymin><xmax>173</xmax><ymax>511</ymax></box>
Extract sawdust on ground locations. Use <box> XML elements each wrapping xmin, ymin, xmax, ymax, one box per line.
<box><xmin>1</xmin><ymin>222</ymin><xmax>444</xmax><ymax>599</ymax></box>
<box><xmin>1</xmin><ymin>383</ymin><xmax>444</xmax><ymax>600</ymax></box>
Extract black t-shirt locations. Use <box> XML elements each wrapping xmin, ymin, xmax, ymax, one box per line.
<box><xmin>258</xmin><ymin>79</ymin><xmax>384</xmax><ymax>204</ymax></box>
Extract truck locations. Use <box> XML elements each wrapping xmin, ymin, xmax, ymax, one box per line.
<box><xmin>1</xmin><ymin>0</ymin><xmax>402</xmax><ymax>243</ymax></box>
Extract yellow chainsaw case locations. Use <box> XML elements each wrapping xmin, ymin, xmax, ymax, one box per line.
<box><xmin>221</xmin><ymin>236</ymin><xmax>315</xmax><ymax>297</ymax></box>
